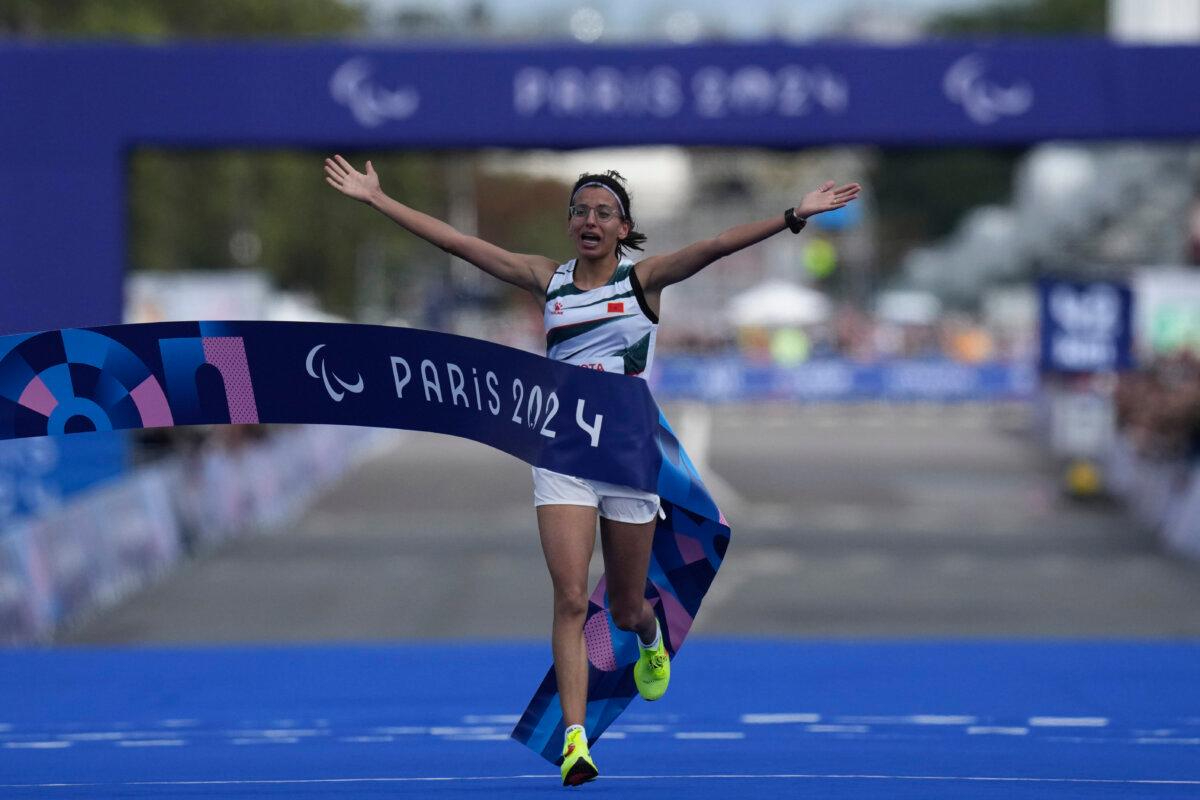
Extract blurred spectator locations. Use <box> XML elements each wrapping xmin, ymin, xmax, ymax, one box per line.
<box><xmin>659</xmin><ymin>301</ymin><xmax>1015</xmax><ymax>364</ymax></box>
<box><xmin>1115</xmin><ymin>352</ymin><xmax>1200</xmax><ymax>460</ymax></box>
<box><xmin>941</xmin><ymin>313</ymin><xmax>996</xmax><ymax>363</ymax></box>
<box><xmin>1189</xmin><ymin>200</ymin><xmax>1200</xmax><ymax>265</ymax></box>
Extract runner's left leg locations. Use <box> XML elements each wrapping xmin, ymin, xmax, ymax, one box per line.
<box><xmin>599</xmin><ymin>516</ymin><xmax>658</xmax><ymax>644</ymax></box>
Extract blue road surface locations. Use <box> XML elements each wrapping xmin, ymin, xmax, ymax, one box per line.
<box><xmin>3</xmin><ymin>640</ymin><xmax>1200</xmax><ymax>798</ymax></box>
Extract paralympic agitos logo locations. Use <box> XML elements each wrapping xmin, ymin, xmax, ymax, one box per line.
<box><xmin>943</xmin><ymin>54</ymin><xmax>1033</xmax><ymax>125</ymax></box>
<box><xmin>306</xmin><ymin>344</ymin><xmax>365</xmax><ymax>402</ymax></box>
<box><xmin>330</xmin><ymin>57</ymin><xmax>420</xmax><ymax>128</ymax></box>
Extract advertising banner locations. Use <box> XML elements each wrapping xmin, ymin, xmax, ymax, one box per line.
<box><xmin>652</xmin><ymin>357</ymin><xmax>1037</xmax><ymax>402</ymax></box>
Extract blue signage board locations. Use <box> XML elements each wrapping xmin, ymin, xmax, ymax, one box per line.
<box><xmin>651</xmin><ymin>357</ymin><xmax>1037</xmax><ymax>402</ymax></box>
<box><xmin>1038</xmin><ymin>277</ymin><xmax>1134</xmax><ymax>373</ymax></box>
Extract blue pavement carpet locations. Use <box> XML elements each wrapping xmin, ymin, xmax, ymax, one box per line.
<box><xmin>1</xmin><ymin>640</ymin><xmax>1199</xmax><ymax>798</ymax></box>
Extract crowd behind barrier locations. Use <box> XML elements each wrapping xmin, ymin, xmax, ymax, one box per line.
<box><xmin>1108</xmin><ymin>353</ymin><xmax>1200</xmax><ymax>558</ymax></box>
<box><xmin>0</xmin><ymin>424</ymin><xmax>392</xmax><ymax>643</ymax></box>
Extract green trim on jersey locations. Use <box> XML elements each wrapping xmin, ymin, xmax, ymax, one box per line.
<box><xmin>618</xmin><ymin>332</ymin><xmax>652</xmax><ymax>375</ymax></box>
<box><xmin>610</xmin><ymin>263</ymin><xmax>634</xmax><ymax>284</ymax></box>
<box><xmin>546</xmin><ymin>281</ymin><xmax>587</xmax><ymax>303</ymax></box>
<box><xmin>545</xmin><ymin>315</ymin><xmax>628</xmax><ymax>350</ymax></box>
<box><xmin>545</xmin><ymin>261</ymin><xmax>632</xmax><ymax>302</ymax></box>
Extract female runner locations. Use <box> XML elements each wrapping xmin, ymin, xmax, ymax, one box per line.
<box><xmin>324</xmin><ymin>155</ymin><xmax>859</xmax><ymax>786</ymax></box>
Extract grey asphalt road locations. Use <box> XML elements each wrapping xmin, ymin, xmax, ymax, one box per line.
<box><xmin>59</xmin><ymin>403</ymin><xmax>1200</xmax><ymax>644</ymax></box>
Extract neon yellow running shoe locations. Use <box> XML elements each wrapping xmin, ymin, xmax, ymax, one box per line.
<box><xmin>634</xmin><ymin>628</ymin><xmax>670</xmax><ymax>701</ymax></box>
<box><xmin>560</xmin><ymin>726</ymin><xmax>598</xmax><ymax>787</ymax></box>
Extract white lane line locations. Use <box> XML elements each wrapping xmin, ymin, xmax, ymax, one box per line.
<box><xmin>58</xmin><ymin>732</ymin><xmax>139</xmax><ymax>741</ymax></box>
<box><xmin>673</xmin><ymin>732</ymin><xmax>745</xmax><ymax>740</ymax></box>
<box><xmin>429</xmin><ymin>726</ymin><xmax>508</xmax><ymax>736</ymax></box>
<box><xmin>610</xmin><ymin>724</ymin><xmax>667</xmax><ymax>733</ymax></box>
<box><xmin>117</xmin><ymin>740</ymin><xmax>186</xmax><ymax>748</ymax></box>
<box><xmin>225</xmin><ymin>728</ymin><xmax>326</xmax><ymax>738</ymax></box>
<box><xmin>741</xmin><ymin>713</ymin><xmax>820</xmax><ymax>724</ymax></box>
<box><xmin>1029</xmin><ymin>717</ymin><xmax>1109</xmax><ymax>728</ymax></box>
<box><xmin>968</xmin><ymin>727</ymin><xmax>1029</xmax><ymax>736</ymax></box>
<box><xmin>5</xmin><ymin>773</ymin><xmax>1200</xmax><ymax>789</ymax></box>
<box><xmin>4</xmin><ymin>741</ymin><xmax>72</xmax><ymax>749</ymax></box>
<box><xmin>372</xmin><ymin>726</ymin><xmax>428</xmax><ymax>735</ymax></box>
<box><xmin>1134</xmin><ymin>738</ymin><xmax>1200</xmax><ymax>745</ymax></box>
<box><xmin>443</xmin><ymin>734</ymin><xmax>513</xmax><ymax>741</ymax></box>
<box><xmin>339</xmin><ymin>736</ymin><xmax>395</xmax><ymax>743</ymax></box>
<box><xmin>807</xmin><ymin>725</ymin><xmax>870</xmax><ymax>734</ymax></box>
<box><xmin>1044</xmin><ymin>736</ymin><xmax>1108</xmax><ymax>745</ymax></box>
<box><xmin>231</xmin><ymin>737</ymin><xmax>300</xmax><ymax>745</ymax></box>
<box><xmin>160</xmin><ymin>719</ymin><xmax>200</xmax><ymax>728</ymax></box>
<box><xmin>834</xmin><ymin>715</ymin><xmax>976</xmax><ymax>726</ymax></box>
<box><xmin>908</xmin><ymin>715</ymin><xmax>977</xmax><ymax>726</ymax></box>
<box><xmin>461</xmin><ymin>715</ymin><xmax>520</xmax><ymax>724</ymax></box>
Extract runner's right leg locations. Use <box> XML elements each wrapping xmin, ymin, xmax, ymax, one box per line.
<box><xmin>537</xmin><ymin>504</ymin><xmax>599</xmax><ymax>733</ymax></box>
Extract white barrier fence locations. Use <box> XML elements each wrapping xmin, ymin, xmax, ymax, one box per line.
<box><xmin>0</xmin><ymin>425</ymin><xmax>395</xmax><ymax>644</ymax></box>
<box><xmin>1106</xmin><ymin>436</ymin><xmax>1200</xmax><ymax>559</ymax></box>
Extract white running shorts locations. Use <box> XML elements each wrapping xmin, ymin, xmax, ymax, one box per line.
<box><xmin>532</xmin><ymin>466</ymin><xmax>661</xmax><ymax>524</ymax></box>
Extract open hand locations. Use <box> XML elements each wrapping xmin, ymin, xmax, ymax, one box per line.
<box><xmin>324</xmin><ymin>154</ymin><xmax>379</xmax><ymax>203</ymax></box>
<box><xmin>795</xmin><ymin>181</ymin><xmax>861</xmax><ymax>219</ymax></box>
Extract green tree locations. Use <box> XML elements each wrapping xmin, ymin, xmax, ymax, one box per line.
<box><xmin>130</xmin><ymin>150</ymin><xmax>450</xmax><ymax>319</ymax></box>
<box><xmin>0</xmin><ymin>0</ymin><xmax>362</xmax><ymax>38</ymax></box>
<box><xmin>871</xmin><ymin>0</ymin><xmax>1107</xmax><ymax>274</ymax></box>
<box><xmin>476</xmin><ymin>172</ymin><xmax>574</xmax><ymax>266</ymax></box>
<box><xmin>929</xmin><ymin>0</ymin><xmax>1106</xmax><ymax>36</ymax></box>
<box><xmin>872</xmin><ymin>147</ymin><xmax>1026</xmax><ymax>257</ymax></box>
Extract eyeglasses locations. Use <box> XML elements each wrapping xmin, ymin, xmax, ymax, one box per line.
<box><xmin>569</xmin><ymin>203</ymin><xmax>619</xmax><ymax>222</ymax></box>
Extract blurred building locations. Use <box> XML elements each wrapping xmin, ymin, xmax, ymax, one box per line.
<box><xmin>1109</xmin><ymin>0</ymin><xmax>1200</xmax><ymax>43</ymax></box>
<box><xmin>902</xmin><ymin>143</ymin><xmax>1200</xmax><ymax>304</ymax></box>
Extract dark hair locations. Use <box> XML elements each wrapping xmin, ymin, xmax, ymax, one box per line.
<box><xmin>569</xmin><ymin>170</ymin><xmax>648</xmax><ymax>259</ymax></box>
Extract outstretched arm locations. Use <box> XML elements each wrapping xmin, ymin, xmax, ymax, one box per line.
<box><xmin>637</xmin><ymin>181</ymin><xmax>860</xmax><ymax>292</ymax></box>
<box><xmin>324</xmin><ymin>155</ymin><xmax>557</xmax><ymax>297</ymax></box>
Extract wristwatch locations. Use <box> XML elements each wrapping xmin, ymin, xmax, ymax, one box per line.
<box><xmin>784</xmin><ymin>207</ymin><xmax>807</xmax><ymax>234</ymax></box>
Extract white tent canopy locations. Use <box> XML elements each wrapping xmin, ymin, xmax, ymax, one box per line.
<box><xmin>726</xmin><ymin>280</ymin><xmax>832</xmax><ymax>327</ymax></box>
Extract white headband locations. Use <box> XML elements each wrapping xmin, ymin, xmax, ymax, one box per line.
<box><xmin>570</xmin><ymin>182</ymin><xmax>626</xmax><ymax>219</ymax></box>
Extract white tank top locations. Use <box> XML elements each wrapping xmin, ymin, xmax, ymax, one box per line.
<box><xmin>543</xmin><ymin>258</ymin><xmax>659</xmax><ymax>378</ymax></box>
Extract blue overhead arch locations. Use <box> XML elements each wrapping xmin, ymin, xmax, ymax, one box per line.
<box><xmin>1</xmin><ymin>39</ymin><xmax>1198</xmax><ymax>334</ymax></box>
